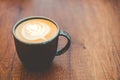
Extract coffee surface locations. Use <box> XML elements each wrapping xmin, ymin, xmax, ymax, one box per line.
<box><xmin>15</xmin><ymin>19</ymin><xmax>58</xmax><ymax>43</ymax></box>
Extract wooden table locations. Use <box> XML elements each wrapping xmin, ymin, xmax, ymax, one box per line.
<box><xmin>0</xmin><ymin>0</ymin><xmax>120</xmax><ymax>80</ymax></box>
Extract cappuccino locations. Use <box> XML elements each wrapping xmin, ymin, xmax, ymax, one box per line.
<box><xmin>15</xmin><ymin>19</ymin><xmax>58</xmax><ymax>43</ymax></box>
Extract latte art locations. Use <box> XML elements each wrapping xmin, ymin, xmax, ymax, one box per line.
<box><xmin>15</xmin><ymin>19</ymin><xmax>58</xmax><ymax>43</ymax></box>
<box><xmin>22</xmin><ymin>22</ymin><xmax>50</xmax><ymax>40</ymax></box>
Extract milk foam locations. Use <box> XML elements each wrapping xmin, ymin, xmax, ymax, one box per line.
<box><xmin>21</xmin><ymin>22</ymin><xmax>50</xmax><ymax>40</ymax></box>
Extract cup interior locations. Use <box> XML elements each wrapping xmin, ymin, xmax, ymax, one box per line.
<box><xmin>12</xmin><ymin>16</ymin><xmax>60</xmax><ymax>45</ymax></box>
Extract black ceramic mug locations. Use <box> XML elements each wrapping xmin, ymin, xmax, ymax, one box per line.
<box><xmin>12</xmin><ymin>16</ymin><xmax>71</xmax><ymax>71</ymax></box>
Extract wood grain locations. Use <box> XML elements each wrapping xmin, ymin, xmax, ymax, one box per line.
<box><xmin>0</xmin><ymin>0</ymin><xmax>120</xmax><ymax>80</ymax></box>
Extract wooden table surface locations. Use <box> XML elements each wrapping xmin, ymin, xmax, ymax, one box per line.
<box><xmin>0</xmin><ymin>0</ymin><xmax>120</xmax><ymax>80</ymax></box>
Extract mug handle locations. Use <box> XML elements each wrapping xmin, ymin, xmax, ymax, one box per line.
<box><xmin>56</xmin><ymin>30</ymin><xmax>71</xmax><ymax>56</ymax></box>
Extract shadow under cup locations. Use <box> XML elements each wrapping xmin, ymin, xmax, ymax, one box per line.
<box><xmin>12</xmin><ymin>16</ymin><xmax>71</xmax><ymax>71</ymax></box>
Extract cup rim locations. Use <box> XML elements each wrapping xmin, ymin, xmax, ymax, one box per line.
<box><xmin>12</xmin><ymin>16</ymin><xmax>60</xmax><ymax>45</ymax></box>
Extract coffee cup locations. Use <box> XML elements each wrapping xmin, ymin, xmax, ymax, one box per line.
<box><xmin>12</xmin><ymin>16</ymin><xmax>71</xmax><ymax>71</ymax></box>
